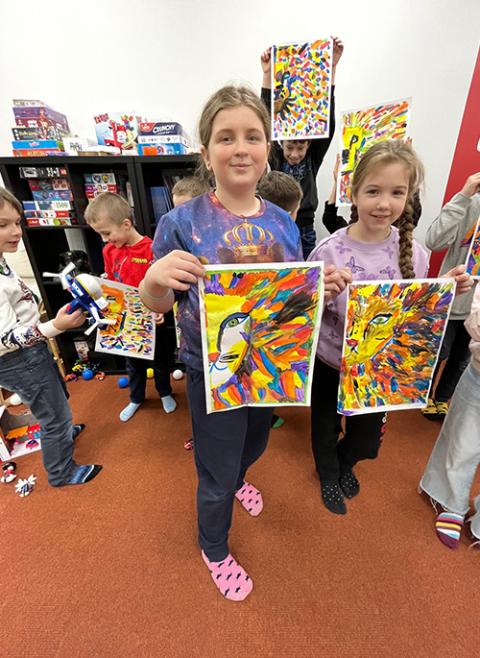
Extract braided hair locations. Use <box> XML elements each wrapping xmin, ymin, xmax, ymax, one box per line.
<box><xmin>350</xmin><ymin>141</ymin><xmax>424</xmax><ymax>279</ymax></box>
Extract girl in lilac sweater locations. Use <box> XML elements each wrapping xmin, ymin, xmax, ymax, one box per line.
<box><xmin>307</xmin><ymin>141</ymin><xmax>470</xmax><ymax>515</ymax></box>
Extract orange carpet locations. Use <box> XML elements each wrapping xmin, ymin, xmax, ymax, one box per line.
<box><xmin>2</xmin><ymin>376</ymin><xmax>479</xmax><ymax>658</ymax></box>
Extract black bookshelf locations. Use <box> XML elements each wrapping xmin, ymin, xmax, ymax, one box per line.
<box><xmin>134</xmin><ymin>155</ymin><xmax>197</xmax><ymax>237</ymax></box>
<box><xmin>0</xmin><ymin>154</ymin><xmax>198</xmax><ymax>372</ymax></box>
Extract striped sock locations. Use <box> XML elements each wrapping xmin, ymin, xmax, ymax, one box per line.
<box><xmin>435</xmin><ymin>511</ymin><xmax>464</xmax><ymax>549</ymax></box>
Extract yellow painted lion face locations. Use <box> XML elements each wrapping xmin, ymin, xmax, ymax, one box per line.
<box><xmin>345</xmin><ymin>296</ymin><xmax>404</xmax><ymax>363</ymax></box>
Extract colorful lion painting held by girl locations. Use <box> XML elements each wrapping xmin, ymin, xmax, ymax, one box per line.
<box><xmin>199</xmin><ymin>263</ymin><xmax>324</xmax><ymax>413</ymax></box>
<box><xmin>338</xmin><ymin>279</ymin><xmax>455</xmax><ymax>414</ymax></box>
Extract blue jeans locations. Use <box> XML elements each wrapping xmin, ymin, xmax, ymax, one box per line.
<box><xmin>0</xmin><ymin>343</ymin><xmax>76</xmax><ymax>486</ymax></box>
<box><xmin>299</xmin><ymin>224</ymin><xmax>317</xmax><ymax>260</ymax></box>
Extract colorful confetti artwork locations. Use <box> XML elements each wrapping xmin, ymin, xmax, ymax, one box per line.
<box><xmin>272</xmin><ymin>39</ymin><xmax>332</xmax><ymax>141</ymax></box>
<box><xmin>465</xmin><ymin>216</ymin><xmax>480</xmax><ymax>278</ymax></box>
<box><xmin>94</xmin><ymin>278</ymin><xmax>155</xmax><ymax>360</ymax></box>
<box><xmin>338</xmin><ymin>279</ymin><xmax>455</xmax><ymax>414</ymax></box>
<box><xmin>336</xmin><ymin>99</ymin><xmax>411</xmax><ymax>206</ymax></box>
<box><xmin>199</xmin><ymin>262</ymin><xmax>324</xmax><ymax>413</ymax></box>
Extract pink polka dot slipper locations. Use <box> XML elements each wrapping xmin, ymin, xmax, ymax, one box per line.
<box><xmin>235</xmin><ymin>481</ymin><xmax>263</xmax><ymax>517</ymax></box>
<box><xmin>201</xmin><ymin>551</ymin><xmax>253</xmax><ymax>601</ymax></box>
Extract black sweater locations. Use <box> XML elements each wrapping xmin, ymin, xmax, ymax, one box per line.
<box><xmin>261</xmin><ymin>87</ymin><xmax>336</xmax><ymax>228</ymax></box>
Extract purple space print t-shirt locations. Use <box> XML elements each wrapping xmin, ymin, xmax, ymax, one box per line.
<box><xmin>152</xmin><ymin>191</ymin><xmax>302</xmax><ymax>371</ymax></box>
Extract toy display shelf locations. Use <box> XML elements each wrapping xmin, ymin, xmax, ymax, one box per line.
<box><xmin>0</xmin><ymin>155</ymin><xmax>198</xmax><ymax>373</ymax></box>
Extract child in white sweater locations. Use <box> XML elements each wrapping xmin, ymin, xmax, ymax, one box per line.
<box><xmin>0</xmin><ymin>187</ymin><xmax>102</xmax><ymax>487</ymax></box>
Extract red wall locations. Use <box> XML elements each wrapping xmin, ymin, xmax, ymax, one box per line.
<box><xmin>428</xmin><ymin>47</ymin><xmax>480</xmax><ymax>275</ymax></box>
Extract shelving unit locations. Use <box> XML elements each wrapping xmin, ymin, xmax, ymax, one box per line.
<box><xmin>0</xmin><ymin>154</ymin><xmax>198</xmax><ymax>372</ymax></box>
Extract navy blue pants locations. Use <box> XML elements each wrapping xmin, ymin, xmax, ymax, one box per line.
<box><xmin>187</xmin><ymin>368</ymin><xmax>273</xmax><ymax>561</ymax></box>
<box><xmin>299</xmin><ymin>224</ymin><xmax>317</xmax><ymax>260</ymax></box>
<box><xmin>0</xmin><ymin>343</ymin><xmax>77</xmax><ymax>486</ymax></box>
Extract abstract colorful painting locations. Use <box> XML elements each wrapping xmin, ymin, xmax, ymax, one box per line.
<box><xmin>272</xmin><ymin>39</ymin><xmax>332</xmax><ymax>141</ymax></box>
<box><xmin>336</xmin><ymin>99</ymin><xmax>411</xmax><ymax>206</ymax></box>
<box><xmin>94</xmin><ymin>278</ymin><xmax>155</xmax><ymax>360</ymax></box>
<box><xmin>199</xmin><ymin>262</ymin><xmax>324</xmax><ymax>413</ymax></box>
<box><xmin>465</xmin><ymin>216</ymin><xmax>480</xmax><ymax>278</ymax></box>
<box><xmin>338</xmin><ymin>279</ymin><xmax>455</xmax><ymax>414</ymax></box>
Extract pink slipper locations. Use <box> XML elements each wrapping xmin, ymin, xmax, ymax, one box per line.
<box><xmin>201</xmin><ymin>551</ymin><xmax>253</xmax><ymax>601</ymax></box>
<box><xmin>235</xmin><ymin>481</ymin><xmax>263</xmax><ymax>517</ymax></box>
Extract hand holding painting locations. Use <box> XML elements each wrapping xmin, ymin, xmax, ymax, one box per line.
<box><xmin>323</xmin><ymin>264</ymin><xmax>352</xmax><ymax>302</ymax></box>
<box><xmin>443</xmin><ymin>263</ymin><xmax>474</xmax><ymax>295</ymax></box>
<box><xmin>141</xmin><ymin>250</ymin><xmax>205</xmax><ymax>313</ymax></box>
<box><xmin>260</xmin><ymin>48</ymin><xmax>271</xmax><ymax>89</ymax></box>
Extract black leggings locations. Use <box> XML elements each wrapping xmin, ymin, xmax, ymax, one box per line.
<box><xmin>311</xmin><ymin>358</ymin><xmax>387</xmax><ymax>481</ymax></box>
<box><xmin>433</xmin><ymin>319</ymin><xmax>471</xmax><ymax>402</ymax></box>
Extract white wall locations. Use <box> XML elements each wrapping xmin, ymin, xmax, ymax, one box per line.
<box><xmin>1</xmin><ymin>0</ymin><xmax>479</xmax><ymax>245</ymax></box>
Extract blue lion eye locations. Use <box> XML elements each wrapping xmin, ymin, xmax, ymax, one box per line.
<box><xmin>371</xmin><ymin>313</ymin><xmax>392</xmax><ymax>325</ymax></box>
<box><xmin>227</xmin><ymin>318</ymin><xmax>241</xmax><ymax>327</ymax></box>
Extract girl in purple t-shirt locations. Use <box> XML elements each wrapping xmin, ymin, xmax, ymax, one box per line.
<box><xmin>140</xmin><ymin>84</ymin><xmax>349</xmax><ymax>601</ymax></box>
<box><xmin>308</xmin><ymin>140</ymin><xmax>471</xmax><ymax>515</ymax></box>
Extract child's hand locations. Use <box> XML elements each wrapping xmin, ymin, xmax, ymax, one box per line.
<box><xmin>53</xmin><ymin>304</ymin><xmax>85</xmax><ymax>331</ymax></box>
<box><xmin>333</xmin><ymin>154</ymin><xmax>340</xmax><ymax>183</ymax></box>
<box><xmin>323</xmin><ymin>264</ymin><xmax>352</xmax><ymax>302</ymax></box>
<box><xmin>460</xmin><ymin>172</ymin><xmax>480</xmax><ymax>197</ymax></box>
<box><xmin>443</xmin><ymin>264</ymin><xmax>474</xmax><ymax>296</ymax></box>
<box><xmin>260</xmin><ymin>48</ymin><xmax>271</xmax><ymax>75</ymax></box>
<box><xmin>331</xmin><ymin>37</ymin><xmax>344</xmax><ymax>67</ymax></box>
<box><xmin>153</xmin><ymin>312</ymin><xmax>165</xmax><ymax>325</ymax></box>
<box><xmin>148</xmin><ymin>250</ymin><xmax>205</xmax><ymax>292</ymax></box>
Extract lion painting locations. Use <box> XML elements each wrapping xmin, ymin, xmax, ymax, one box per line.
<box><xmin>338</xmin><ymin>280</ymin><xmax>455</xmax><ymax>414</ymax></box>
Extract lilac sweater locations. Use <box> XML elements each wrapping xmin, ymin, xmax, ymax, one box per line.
<box><xmin>308</xmin><ymin>226</ymin><xmax>430</xmax><ymax>369</ymax></box>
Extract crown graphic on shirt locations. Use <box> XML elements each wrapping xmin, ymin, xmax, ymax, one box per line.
<box><xmin>222</xmin><ymin>221</ymin><xmax>274</xmax><ymax>258</ymax></box>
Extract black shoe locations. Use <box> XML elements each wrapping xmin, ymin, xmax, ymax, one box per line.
<box><xmin>339</xmin><ymin>468</ymin><xmax>360</xmax><ymax>499</ymax></box>
<box><xmin>320</xmin><ymin>481</ymin><xmax>347</xmax><ymax>515</ymax></box>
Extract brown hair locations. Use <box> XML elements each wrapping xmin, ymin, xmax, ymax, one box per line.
<box><xmin>84</xmin><ymin>192</ymin><xmax>132</xmax><ymax>226</ymax></box>
<box><xmin>172</xmin><ymin>176</ymin><xmax>211</xmax><ymax>199</ymax></box>
<box><xmin>349</xmin><ymin>140</ymin><xmax>424</xmax><ymax>279</ymax></box>
<box><xmin>257</xmin><ymin>171</ymin><xmax>303</xmax><ymax>213</ymax></box>
<box><xmin>196</xmin><ymin>85</ymin><xmax>270</xmax><ymax>184</ymax></box>
<box><xmin>0</xmin><ymin>187</ymin><xmax>23</xmax><ymax>216</ymax></box>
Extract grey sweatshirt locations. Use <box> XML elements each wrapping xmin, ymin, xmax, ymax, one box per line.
<box><xmin>425</xmin><ymin>192</ymin><xmax>480</xmax><ymax>320</ymax></box>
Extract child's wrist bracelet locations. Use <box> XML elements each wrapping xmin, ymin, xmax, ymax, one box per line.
<box><xmin>141</xmin><ymin>282</ymin><xmax>172</xmax><ymax>301</ymax></box>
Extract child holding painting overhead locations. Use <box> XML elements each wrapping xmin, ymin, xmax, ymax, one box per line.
<box><xmin>307</xmin><ymin>140</ymin><xmax>472</xmax><ymax>515</ymax></box>
<box><xmin>260</xmin><ymin>37</ymin><xmax>344</xmax><ymax>258</ymax></box>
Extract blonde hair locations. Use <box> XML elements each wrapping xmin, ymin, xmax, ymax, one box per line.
<box><xmin>257</xmin><ymin>171</ymin><xmax>303</xmax><ymax>213</ymax></box>
<box><xmin>172</xmin><ymin>176</ymin><xmax>211</xmax><ymax>199</ymax></box>
<box><xmin>196</xmin><ymin>85</ymin><xmax>270</xmax><ymax>184</ymax></box>
<box><xmin>0</xmin><ymin>187</ymin><xmax>23</xmax><ymax>216</ymax></box>
<box><xmin>350</xmin><ymin>141</ymin><xmax>424</xmax><ymax>279</ymax></box>
<box><xmin>84</xmin><ymin>192</ymin><xmax>132</xmax><ymax>226</ymax></box>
